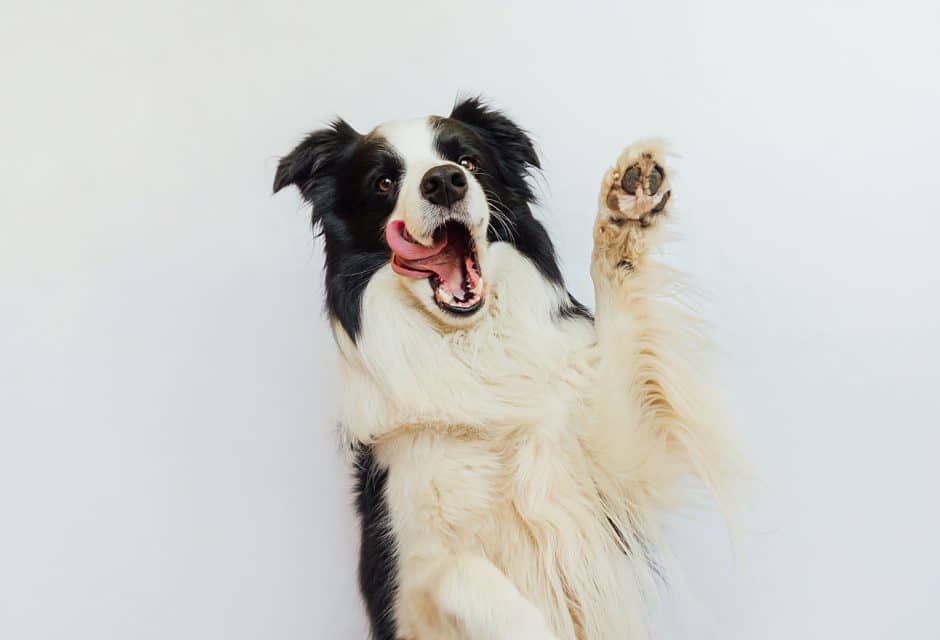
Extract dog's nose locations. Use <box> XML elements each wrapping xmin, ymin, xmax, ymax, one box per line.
<box><xmin>420</xmin><ymin>165</ymin><xmax>468</xmax><ymax>207</ymax></box>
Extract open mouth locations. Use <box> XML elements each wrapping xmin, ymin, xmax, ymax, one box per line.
<box><xmin>386</xmin><ymin>219</ymin><xmax>485</xmax><ymax>315</ymax></box>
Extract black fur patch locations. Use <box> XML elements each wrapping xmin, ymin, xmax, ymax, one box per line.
<box><xmin>353</xmin><ymin>446</ymin><xmax>398</xmax><ymax>640</ymax></box>
<box><xmin>274</xmin><ymin>122</ymin><xmax>403</xmax><ymax>340</ymax></box>
<box><xmin>559</xmin><ymin>293</ymin><xmax>594</xmax><ymax>322</ymax></box>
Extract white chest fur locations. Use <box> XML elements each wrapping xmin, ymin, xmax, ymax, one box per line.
<box><xmin>335</xmin><ymin>244</ymin><xmax>653</xmax><ymax>639</ymax></box>
<box><xmin>335</xmin><ymin>243</ymin><xmax>597</xmax><ymax>444</ymax></box>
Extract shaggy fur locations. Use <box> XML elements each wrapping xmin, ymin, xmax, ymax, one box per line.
<box><xmin>274</xmin><ymin>98</ymin><xmax>739</xmax><ymax>640</ymax></box>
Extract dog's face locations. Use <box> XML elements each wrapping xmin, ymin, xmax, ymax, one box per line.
<box><xmin>274</xmin><ymin>98</ymin><xmax>544</xmax><ymax>339</ymax></box>
<box><xmin>373</xmin><ymin>117</ymin><xmax>492</xmax><ymax>320</ymax></box>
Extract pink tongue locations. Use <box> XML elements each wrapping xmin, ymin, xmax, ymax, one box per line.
<box><xmin>386</xmin><ymin>220</ymin><xmax>464</xmax><ymax>293</ymax></box>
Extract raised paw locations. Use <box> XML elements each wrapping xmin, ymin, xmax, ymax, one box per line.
<box><xmin>593</xmin><ymin>140</ymin><xmax>673</xmax><ymax>277</ymax></box>
<box><xmin>599</xmin><ymin>141</ymin><xmax>672</xmax><ymax>228</ymax></box>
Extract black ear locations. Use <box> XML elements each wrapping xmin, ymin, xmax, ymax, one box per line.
<box><xmin>449</xmin><ymin>97</ymin><xmax>540</xmax><ymax>201</ymax></box>
<box><xmin>273</xmin><ymin>119</ymin><xmax>360</xmax><ymax>198</ymax></box>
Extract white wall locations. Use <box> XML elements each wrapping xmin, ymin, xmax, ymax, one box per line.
<box><xmin>2</xmin><ymin>1</ymin><xmax>938</xmax><ymax>638</ymax></box>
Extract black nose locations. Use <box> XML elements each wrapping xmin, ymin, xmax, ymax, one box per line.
<box><xmin>420</xmin><ymin>165</ymin><xmax>468</xmax><ymax>207</ymax></box>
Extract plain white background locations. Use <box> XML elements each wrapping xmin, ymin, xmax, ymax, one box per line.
<box><xmin>2</xmin><ymin>0</ymin><xmax>938</xmax><ymax>638</ymax></box>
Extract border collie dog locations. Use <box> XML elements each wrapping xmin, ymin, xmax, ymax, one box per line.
<box><xmin>274</xmin><ymin>98</ymin><xmax>738</xmax><ymax>640</ymax></box>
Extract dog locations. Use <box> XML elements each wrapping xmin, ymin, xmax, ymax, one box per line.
<box><xmin>273</xmin><ymin>97</ymin><xmax>739</xmax><ymax>640</ymax></box>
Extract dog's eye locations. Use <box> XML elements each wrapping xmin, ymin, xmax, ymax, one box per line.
<box><xmin>458</xmin><ymin>156</ymin><xmax>477</xmax><ymax>172</ymax></box>
<box><xmin>375</xmin><ymin>177</ymin><xmax>393</xmax><ymax>193</ymax></box>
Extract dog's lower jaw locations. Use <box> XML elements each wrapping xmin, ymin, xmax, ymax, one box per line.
<box><xmin>396</xmin><ymin>273</ymin><xmax>490</xmax><ymax>330</ymax></box>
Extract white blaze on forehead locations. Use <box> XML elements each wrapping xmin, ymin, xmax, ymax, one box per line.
<box><xmin>376</xmin><ymin>116</ymin><xmax>490</xmax><ymax>248</ymax></box>
<box><xmin>376</xmin><ymin>117</ymin><xmax>446</xmax><ymax>239</ymax></box>
<box><xmin>373</xmin><ymin>117</ymin><xmax>441</xmax><ymax>178</ymax></box>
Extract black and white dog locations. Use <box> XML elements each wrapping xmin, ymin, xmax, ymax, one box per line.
<box><xmin>274</xmin><ymin>98</ymin><xmax>738</xmax><ymax>640</ymax></box>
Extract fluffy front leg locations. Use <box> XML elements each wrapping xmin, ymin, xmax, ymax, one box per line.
<box><xmin>380</xmin><ymin>434</ymin><xmax>560</xmax><ymax>640</ymax></box>
<box><xmin>588</xmin><ymin>141</ymin><xmax>741</xmax><ymax>547</ymax></box>
<box><xmin>398</xmin><ymin>553</ymin><xmax>558</xmax><ymax>640</ymax></box>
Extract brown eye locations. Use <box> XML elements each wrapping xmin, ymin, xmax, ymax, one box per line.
<box><xmin>458</xmin><ymin>156</ymin><xmax>477</xmax><ymax>172</ymax></box>
<box><xmin>375</xmin><ymin>177</ymin><xmax>393</xmax><ymax>193</ymax></box>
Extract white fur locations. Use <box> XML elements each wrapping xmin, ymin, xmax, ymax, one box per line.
<box><xmin>334</xmin><ymin>140</ymin><xmax>740</xmax><ymax>639</ymax></box>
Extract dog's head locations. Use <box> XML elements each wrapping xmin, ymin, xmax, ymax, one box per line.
<box><xmin>274</xmin><ymin>98</ymin><xmax>548</xmax><ymax>339</ymax></box>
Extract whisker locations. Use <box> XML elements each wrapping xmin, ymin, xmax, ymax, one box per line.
<box><xmin>477</xmin><ymin>184</ymin><xmax>517</xmax><ymax>243</ymax></box>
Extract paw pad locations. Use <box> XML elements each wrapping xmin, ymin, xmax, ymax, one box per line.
<box><xmin>603</xmin><ymin>147</ymin><xmax>671</xmax><ymax>224</ymax></box>
<box><xmin>620</xmin><ymin>162</ymin><xmax>665</xmax><ymax>196</ymax></box>
<box><xmin>621</xmin><ymin>165</ymin><xmax>642</xmax><ymax>195</ymax></box>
